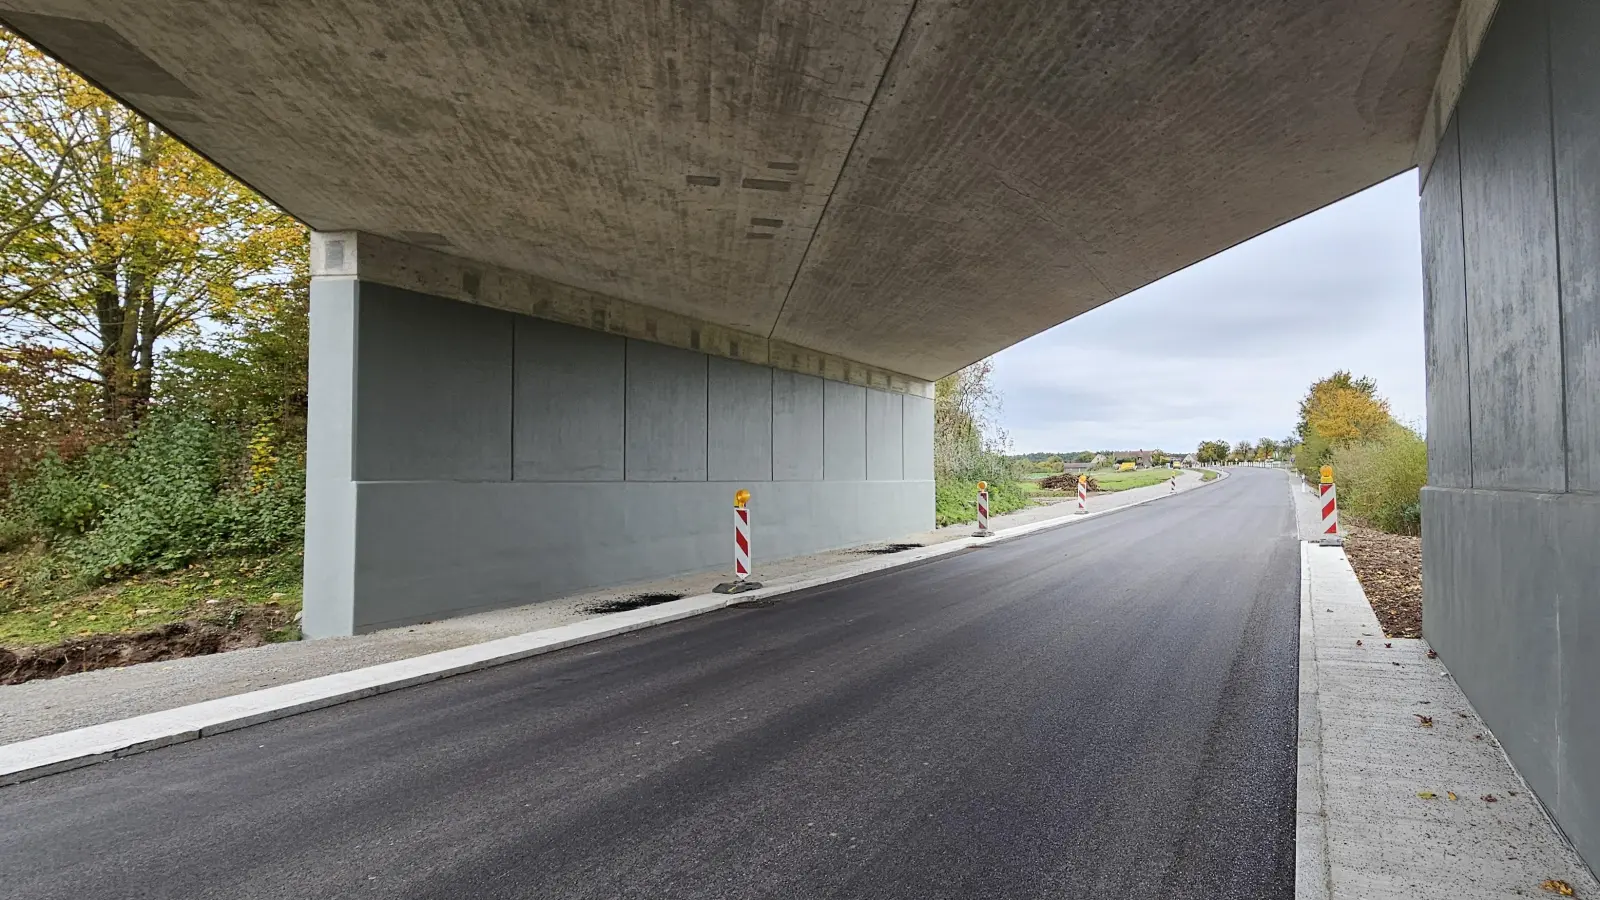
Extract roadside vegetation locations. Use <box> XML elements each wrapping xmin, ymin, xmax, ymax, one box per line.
<box><xmin>1292</xmin><ymin>371</ymin><xmax>1426</xmax><ymax>535</ymax></box>
<box><xmin>1288</xmin><ymin>371</ymin><xmax>1425</xmax><ymax>637</ymax></box>
<box><xmin>1091</xmin><ymin>468</ymin><xmax>1180</xmax><ymax>492</ymax></box>
<box><xmin>933</xmin><ymin>359</ymin><xmax>1029</xmax><ymax>526</ymax></box>
<box><xmin>0</xmin><ymin>34</ymin><xmax>309</xmax><ymax>664</ymax></box>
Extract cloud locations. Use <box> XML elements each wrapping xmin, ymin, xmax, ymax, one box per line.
<box><xmin>992</xmin><ymin>171</ymin><xmax>1427</xmax><ymax>453</ymax></box>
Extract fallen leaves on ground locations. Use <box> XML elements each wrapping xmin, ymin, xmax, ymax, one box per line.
<box><xmin>1415</xmin><ymin>715</ymin><xmax>1434</xmax><ymax>727</ymax></box>
<box><xmin>1447</xmin><ymin>791</ymin><xmax>1458</xmax><ymax>801</ymax></box>
<box><xmin>1482</xmin><ymin>794</ymin><xmax>1499</xmax><ymax>803</ymax></box>
<box><xmin>1417</xmin><ymin>791</ymin><xmax>1437</xmax><ymax>800</ymax></box>
<box><xmin>1541</xmin><ymin>878</ymin><xmax>1576</xmax><ymax>896</ymax></box>
<box><xmin>1341</xmin><ymin>524</ymin><xmax>1422</xmax><ymax>638</ymax></box>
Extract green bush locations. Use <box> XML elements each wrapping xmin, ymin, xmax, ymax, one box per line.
<box><xmin>935</xmin><ymin>479</ymin><xmax>1030</xmax><ymax>527</ymax></box>
<box><xmin>1330</xmin><ymin>424</ymin><xmax>1427</xmax><ymax>535</ymax></box>
<box><xmin>1</xmin><ymin>410</ymin><xmax>304</xmax><ymax>580</ymax></box>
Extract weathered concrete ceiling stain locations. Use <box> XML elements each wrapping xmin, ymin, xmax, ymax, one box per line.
<box><xmin>775</xmin><ymin>0</ymin><xmax>1460</xmax><ymax>375</ymax></box>
<box><xmin>2</xmin><ymin>0</ymin><xmax>1459</xmax><ymax>380</ymax></box>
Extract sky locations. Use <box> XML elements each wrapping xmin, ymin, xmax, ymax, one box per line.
<box><xmin>991</xmin><ymin>170</ymin><xmax>1427</xmax><ymax>454</ymax></box>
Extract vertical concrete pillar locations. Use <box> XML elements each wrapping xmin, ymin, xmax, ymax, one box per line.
<box><xmin>301</xmin><ymin>272</ymin><xmax>358</xmax><ymax>638</ymax></box>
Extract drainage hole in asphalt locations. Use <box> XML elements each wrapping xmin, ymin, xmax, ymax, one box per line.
<box><xmin>584</xmin><ymin>592</ymin><xmax>686</xmax><ymax>614</ymax></box>
<box><xmin>852</xmin><ymin>543</ymin><xmax>923</xmax><ymax>555</ymax></box>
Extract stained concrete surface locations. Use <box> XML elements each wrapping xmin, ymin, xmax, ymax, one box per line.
<box><xmin>1419</xmin><ymin>0</ymin><xmax>1600</xmax><ymax>869</ymax></box>
<box><xmin>0</xmin><ymin>0</ymin><xmax>1458</xmax><ymax>380</ymax></box>
<box><xmin>0</xmin><ymin>468</ymin><xmax>1295</xmax><ymax>899</ymax></box>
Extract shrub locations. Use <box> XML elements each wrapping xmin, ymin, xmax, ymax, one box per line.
<box><xmin>935</xmin><ymin>479</ymin><xmax>1030</xmax><ymax>527</ymax></box>
<box><xmin>1331</xmin><ymin>424</ymin><xmax>1427</xmax><ymax>535</ymax></box>
<box><xmin>2</xmin><ymin>410</ymin><xmax>305</xmax><ymax>581</ymax></box>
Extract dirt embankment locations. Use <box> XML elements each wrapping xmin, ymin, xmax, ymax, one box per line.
<box><xmin>0</xmin><ymin>607</ymin><xmax>294</xmax><ymax>685</ymax></box>
<box><xmin>1341</xmin><ymin>524</ymin><xmax>1422</xmax><ymax>638</ymax></box>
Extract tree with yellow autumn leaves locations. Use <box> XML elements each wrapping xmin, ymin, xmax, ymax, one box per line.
<box><xmin>0</xmin><ymin>29</ymin><xmax>305</xmax><ymax>427</ymax></box>
<box><xmin>0</xmin><ymin>29</ymin><xmax>310</xmax><ymax>594</ymax></box>
<box><xmin>1293</xmin><ymin>371</ymin><xmax>1427</xmax><ymax>534</ymax></box>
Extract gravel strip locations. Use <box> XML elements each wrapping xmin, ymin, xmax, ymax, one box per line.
<box><xmin>1340</xmin><ymin>523</ymin><xmax>1422</xmax><ymax>638</ymax></box>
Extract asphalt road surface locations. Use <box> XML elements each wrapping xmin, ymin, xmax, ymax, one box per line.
<box><xmin>0</xmin><ymin>468</ymin><xmax>1300</xmax><ymax>899</ymax></box>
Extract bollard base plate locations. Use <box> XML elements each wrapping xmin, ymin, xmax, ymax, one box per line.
<box><xmin>972</xmin><ymin>530</ymin><xmax>992</xmax><ymax>538</ymax></box>
<box><xmin>1318</xmin><ymin>536</ymin><xmax>1344</xmax><ymax>547</ymax></box>
<box><xmin>713</xmin><ymin>580</ymin><xmax>763</xmax><ymax>594</ymax></box>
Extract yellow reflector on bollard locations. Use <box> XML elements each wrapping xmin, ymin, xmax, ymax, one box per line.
<box><xmin>1320</xmin><ymin>465</ymin><xmax>1334</xmax><ymax>485</ymax></box>
<box><xmin>977</xmin><ymin>481</ymin><xmax>987</xmax><ymax>491</ymax></box>
<box><xmin>734</xmin><ymin>489</ymin><xmax>750</xmax><ymax>508</ymax></box>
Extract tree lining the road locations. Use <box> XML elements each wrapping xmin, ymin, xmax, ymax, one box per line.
<box><xmin>933</xmin><ymin>358</ymin><xmax>1030</xmax><ymax>526</ymax></box>
<box><xmin>1292</xmin><ymin>371</ymin><xmax>1425</xmax><ymax>535</ymax></box>
<box><xmin>0</xmin><ymin>31</ymin><xmax>310</xmax><ymax>655</ymax></box>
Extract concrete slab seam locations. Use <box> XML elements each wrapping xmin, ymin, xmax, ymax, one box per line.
<box><xmin>1295</xmin><ymin>539</ymin><xmax>1333</xmax><ymax>900</ymax></box>
<box><xmin>0</xmin><ymin>468</ymin><xmax>1222</xmax><ymax>787</ymax></box>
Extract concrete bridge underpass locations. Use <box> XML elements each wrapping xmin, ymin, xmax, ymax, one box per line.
<box><xmin>3</xmin><ymin>0</ymin><xmax>1597</xmax><ymax>869</ymax></box>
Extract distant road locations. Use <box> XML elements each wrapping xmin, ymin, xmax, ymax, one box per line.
<box><xmin>1</xmin><ymin>468</ymin><xmax>1299</xmax><ymax>899</ymax></box>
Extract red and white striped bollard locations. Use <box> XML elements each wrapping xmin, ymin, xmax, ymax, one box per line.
<box><xmin>973</xmin><ymin>481</ymin><xmax>992</xmax><ymax>537</ymax></box>
<box><xmin>1318</xmin><ymin>464</ymin><xmax>1342</xmax><ymax>546</ymax></box>
<box><xmin>1076</xmin><ymin>475</ymin><xmax>1088</xmax><ymax>514</ymax></box>
<box><xmin>734</xmin><ymin>505</ymin><xmax>751</xmax><ymax>581</ymax></box>
<box><xmin>714</xmin><ymin>489</ymin><xmax>763</xmax><ymax>593</ymax></box>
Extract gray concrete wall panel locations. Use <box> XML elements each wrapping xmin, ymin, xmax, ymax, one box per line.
<box><xmin>773</xmin><ymin>372</ymin><xmax>825</xmax><ymax>481</ymax></box>
<box><xmin>1419</xmin><ymin>0</ymin><xmax>1600</xmax><ymax>869</ymax></box>
<box><xmin>302</xmin><ymin>278</ymin><xmax>359</xmax><ymax>639</ymax></box>
<box><xmin>865</xmin><ymin>389</ymin><xmax>903</xmax><ymax>480</ymax></box>
<box><xmin>308</xmin><ymin>278</ymin><xmax>934</xmax><ymax>670</ymax></box>
<box><xmin>350</xmin><ymin>479</ymin><xmax>934</xmax><ymax>632</ymax></box>
<box><xmin>1423</xmin><ymin>486</ymin><xmax>1600</xmax><ymax>865</ymax></box>
<box><xmin>902</xmin><ymin>395</ymin><xmax>935</xmax><ymax>482</ymax></box>
<box><xmin>353</xmin><ymin>283</ymin><xmax>513</xmax><ymax>482</ymax></box>
<box><xmin>624</xmin><ymin>340</ymin><xmax>708</xmax><ymax>482</ymax></box>
<box><xmin>823</xmin><ymin>380</ymin><xmax>867</xmax><ymax>481</ymax></box>
<box><xmin>1420</xmin><ymin>119</ymin><xmax>1473</xmax><ymax>489</ymax></box>
<box><xmin>1421</xmin><ymin>487</ymin><xmax>1561</xmax><ymax>798</ymax></box>
<box><xmin>513</xmin><ymin>318</ymin><xmax>625</xmax><ymax>482</ymax></box>
<box><xmin>707</xmin><ymin>358</ymin><xmax>774</xmax><ymax>483</ymax></box>
<box><xmin>1552</xmin><ymin>0</ymin><xmax>1600</xmax><ymax>492</ymax></box>
<box><xmin>1457</xmin><ymin>3</ymin><xmax>1566</xmax><ymax>492</ymax></box>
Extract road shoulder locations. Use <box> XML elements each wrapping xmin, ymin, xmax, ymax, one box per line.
<box><xmin>1297</xmin><ymin>540</ymin><xmax>1598</xmax><ymax>899</ymax></box>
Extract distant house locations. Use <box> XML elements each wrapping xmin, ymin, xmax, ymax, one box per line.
<box><xmin>1112</xmin><ymin>449</ymin><xmax>1155</xmax><ymax>468</ymax></box>
<box><xmin>1061</xmin><ymin>462</ymin><xmax>1094</xmax><ymax>475</ymax></box>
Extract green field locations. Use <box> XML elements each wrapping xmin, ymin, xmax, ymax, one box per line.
<box><xmin>1021</xmin><ymin>467</ymin><xmax>1185</xmax><ymax>496</ymax></box>
<box><xmin>1091</xmin><ymin>469</ymin><xmax>1182</xmax><ymax>492</ymax></box>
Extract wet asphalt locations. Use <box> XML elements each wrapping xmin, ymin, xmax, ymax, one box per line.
<box><xmin>0</xmin><ymin>468</ymin><xmax>1300</xmax><ymax>899</ymax></box>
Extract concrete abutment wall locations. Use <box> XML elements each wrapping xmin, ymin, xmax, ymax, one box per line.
<box><xmin>304</xmin><ymin>276</ymin><xmax>933</xmax><ymax>638</ymax></box>
<box><xmin>1420</xmin><ymin>0</ymin><xmax>1600</xmax><ymax>868</ymax></box>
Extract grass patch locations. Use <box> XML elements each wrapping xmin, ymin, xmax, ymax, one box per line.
<box><xmin>935</xmin><ymin>479</ymin><xmax>1030</xmax><ymax>527</ymax></box>
<box><xmin>1200</xmin><ymin>469</ymin><xmax>1220</xmax><ymax>482</ymax></box>
<box><xmin>1092</xmin><ymin>469</ymin><xmax>1182</xmax><ymax>492</ymax></box>
<box><xmin>0</xmin><ymin>547</ymin><xmax>301</xmax><ymax>648</ymax></box>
